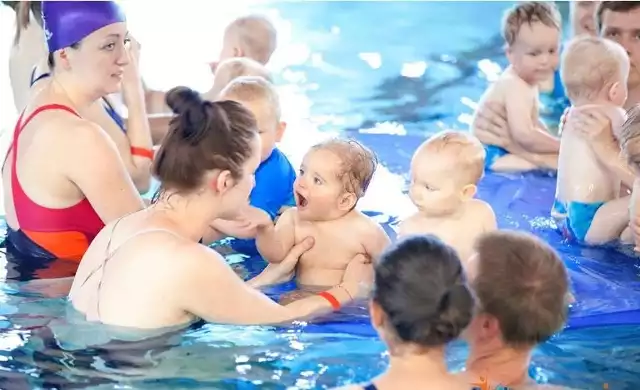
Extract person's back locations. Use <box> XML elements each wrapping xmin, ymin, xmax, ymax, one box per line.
<box><xmin>554</xmin><ymin>35</ymin><xmax>632</xmax><ymax>245</ymax></box>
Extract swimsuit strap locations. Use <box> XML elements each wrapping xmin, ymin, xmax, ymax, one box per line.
<box><xmin>362</xmin><ymin>384</ymin><xmax>378</xmax><ymax>390</ymax></box>
<box><xmin>79</xmin><ymin>217</ymin><xmax>181</xmax><ymax>320</ymax></box>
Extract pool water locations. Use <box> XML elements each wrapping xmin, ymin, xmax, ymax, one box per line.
<box><xmin>1</xmin><ymin>1</ymin><xmax>639</xmax><ymax>389</ymax></box>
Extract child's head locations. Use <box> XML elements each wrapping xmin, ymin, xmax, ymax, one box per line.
<box><xmin>410</xmin><ymin>131</ymin><xmax>485</xmax><ymax>216</ymax></box>
<box><xmin>211</xmin><ymin>57</ymin><xmax>273</xmax><ymax>99</ymax></box>
<box><xmin>619</xmin><ymin>104</ymin><xmax>640</xmax><ymax>173</ymax></box>
<box><xmin>561</xmin><ymin>35</ymin><xmax>629</xmax><ymax>106</ymax></box>
<box><xmin>464</xmin><ymin>230</ymin><xmax>568</xmax><ymax>348</ymax></box>
<box><xmin>218</xmin><ymin>14</ymin><xmax>277</xmax><ymax>65</ymax></box>
<box><xmin>219</xmin><ymin>76</ymin><xmax>284</xmax><ymax>162</ymax></box>
<box><xmin>502</xmin><ymin>1</ymin><xmax>561</xmax><ymax>83</ymax></box>
<box><xmin>371</xmin><ymin>234</ymin><xmax>474</xmax><ymax>349</ymax></box>
<box><xmin>295</xmin><ymin>138</ymin><xmax>378</xmax><ymax>220</ymax></box>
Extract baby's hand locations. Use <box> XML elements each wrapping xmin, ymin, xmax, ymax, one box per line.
<box><xmin>341</xmin><ymin>254</ymin><xmax>374</xmax><ymax>300</ymax></box>
<box><xmin>211</xmin><ymin>207</ymin><xmax>273</xmax><ymax>239</ymax></box>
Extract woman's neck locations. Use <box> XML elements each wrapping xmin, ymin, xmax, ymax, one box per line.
<box><xmin>466</xmin><ymin>342</ymin><xmax>532</xmax><ymax>387</ymax></box>
<box><xmin>150</xmin><ymin>192</ymin><xmax>220</xmax><ymax>242</ymax></box>
<box><xmin>381</xmin><ymin>346</ymin><xmax>451</xmax><ymax>384</ymax></box>
<box><xmin>49</xmin><ymin>72</ymin><xmax>102</xmax><ymax>110</ymax></box>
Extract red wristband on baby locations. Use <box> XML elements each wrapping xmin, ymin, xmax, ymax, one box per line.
<box><xmin>131</xmin><ymin>146</ymin><xmax>154</xmax><ymax>160</ymax></box>
<box><xmin>318</xmin><ymin>291</ymin><xmax>341</xmax><ymax>310</ymax></box>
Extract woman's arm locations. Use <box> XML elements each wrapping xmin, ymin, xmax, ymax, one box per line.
<box><xmin>176</xmin><ymin>244</ymin><xmax>371</xmax><ymax>326</ymax></box>
<box><xmin>117</xmin><ymin>37</ymin><xmax>154</xmax><ymax>193</ymax></box>
<box><xmin>65</xmin><ymin>121</ymin><xmax>145</xmax><ymax>224</ymax></box>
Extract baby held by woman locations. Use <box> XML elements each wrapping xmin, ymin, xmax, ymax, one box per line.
<box><xmin>255</xmin><ymin>139</ymin><xmax>391</xmax><ymax>290</ymax></box>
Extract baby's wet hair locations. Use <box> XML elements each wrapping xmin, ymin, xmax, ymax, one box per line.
<box><xmin>373</xmin><ymin>234</ymin><xmax>475</xmax><ymax>346</ymax></box>
<box><xmin>310</xmin><ymin>138</ymin><xmax>378</xmax><ymax>199</ymax></box>
<box><xmin>502</xmin><ymin>1</ymin><xmax>561</xmax><ymax>46</ymax></box>
<box><xmin>152</xmin><ymin>86</ymin><xmax>258</xmax><ymax>199</ymax></box>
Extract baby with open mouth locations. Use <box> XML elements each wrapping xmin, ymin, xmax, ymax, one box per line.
<box><xmin>254</xmin><ymin>138</ymin><xmax>391</xmax><ymax>296</ymax></box>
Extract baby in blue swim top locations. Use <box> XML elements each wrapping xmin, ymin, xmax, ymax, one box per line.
<box><xmin>554</xmin><ymin>35</ymin><xmax>634</xmax><ymax>245</ymax></box>
<box><xmin>211</xmin><ymin>76</ymin><xmax>297</xmax><ymax>253</ymax></box>
<box><xmin>398</xmin><ymin>131</ymin><xmax>497</xmax><ymax>265</ymax></box>
<box><xmin>471</xmin><ymin>1</ymin><xmax>561</xmax><ymax>172</ymax></box>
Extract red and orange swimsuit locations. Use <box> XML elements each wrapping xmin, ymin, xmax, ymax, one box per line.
<box><xmin>5</xmin><ymin>104</ymin><xmax>105</xmax><ymax>262</ymax></box>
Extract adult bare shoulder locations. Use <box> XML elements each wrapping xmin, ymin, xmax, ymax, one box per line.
<box><xmin>62</xmin><ymin>119</ymin><xmax>145</xmax><ymax>223</ymax></box>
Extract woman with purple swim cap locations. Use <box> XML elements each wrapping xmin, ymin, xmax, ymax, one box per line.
<box><xmin>6</xmin><ymin>1</ymin><xmax>155</xmax><ymax>195</ymax></box>
<box><xmin>1</xmin><ymin>1</ymin><xmax>148</xmax><ymax>264</ymax></box>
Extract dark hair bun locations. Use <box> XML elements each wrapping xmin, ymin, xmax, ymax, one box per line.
<box><xmin>166</xmin><ymin>86</ymin><xmax>202</xmax><ymax>115</ymax></box>
<box><xmin>374</xmin><ymin>234</ymin><xmax>475</xmax><ymax>347</ymax></box>
<box><xmin>165</xmin><ymin>86</ymin><xmax>211</xmax><ymax>143</ymax></box>
<box><xmin>426</xmin><ymin>284</ymin><xmax>474</xmax><ymax>343</ymax></box>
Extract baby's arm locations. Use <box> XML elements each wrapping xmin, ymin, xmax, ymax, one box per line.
<box><xmin>504</xmin><ymin>82</ymin><xmax>560</xmax><ymax>154</ymax></box>
<box><xmin>479</xmin><ymin>202</ymin><xmax>498</xmax><ymax>232</ymax></box>
<box><xmin>255</xmin><ymin>208</ymin><xmax>297</xmax><ymax>264</ymax></box>
<box><xmin>362</xmin><ymin>221</ymin><xmax>392</xmax><ymax>263</ymax></box>
<box><xmin>592</xmin><ymin>136</ymin><xmax>636</xmax><ymax>189</ymax></box>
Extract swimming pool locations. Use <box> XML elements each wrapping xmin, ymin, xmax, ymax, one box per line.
<box><xmin>1</xmin><ymin>1</ymin><xmax>640</xmax><ymax>389</ymax></box>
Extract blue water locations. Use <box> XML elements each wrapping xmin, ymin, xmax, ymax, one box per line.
<box><xmin>1</xmin><ymin>1</ymin><xmax>639</xmax><ymax>389</ymax></box>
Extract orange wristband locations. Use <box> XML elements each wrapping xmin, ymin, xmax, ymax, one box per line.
<box><xmin>131</xmin><ymin>146</ymin><xmax>154</xmax><ymax>160</ymax></box>
<box><xmin>318</xmin><ymin>291</ymin><xmax>341</xmax><ymax>310</ymax></box>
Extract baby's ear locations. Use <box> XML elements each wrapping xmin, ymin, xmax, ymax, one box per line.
<box><xmin>338</xmin><ymin>191</ymin><xmax>357</xmax><ymax>212</ymax></box>
<box><xmin>276</xmin><ymin>121</ymin><xmax>287</xmax><ymax>142</ymax></box>
<box><xmin>460</xmin><ymin>184</ymin><xmax>477</xmax><ymax>200</ymax></box>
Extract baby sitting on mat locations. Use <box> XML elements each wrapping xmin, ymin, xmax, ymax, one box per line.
<box><xmin>398</xmin><ymin>130</ymin><xmax>497</xmax><ymax>264</ymax></box>
<box><xmin>471</xmin><ymin>1</ymin><xmax>561</xmax><ymax>172</ymax></box>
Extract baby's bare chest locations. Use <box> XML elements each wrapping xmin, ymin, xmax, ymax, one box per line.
<box><xmin>294</xmin><ymin>221</ymin><xmax>365</xmax><ymax>270</ymax></box>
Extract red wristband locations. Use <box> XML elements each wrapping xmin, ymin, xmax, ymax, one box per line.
<box><xmin>131</xmin><ymin>146</ymin><xmax>154</xmax><ymax>160</ymax></box>
<box><xmin>318</xmin><ymin>291</ymin><xmax>341</xmax><ymax>310</ymax></box>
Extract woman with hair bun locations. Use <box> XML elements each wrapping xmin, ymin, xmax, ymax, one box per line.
<box><xmin>336</xmin><ymin>234</ymin><xmax>474</xmax><ymax>390</ymax></box>
<box><xmin>69</xmin><ymin>85</ymin><xmax>371</xmax><ymax>329</ymax></box>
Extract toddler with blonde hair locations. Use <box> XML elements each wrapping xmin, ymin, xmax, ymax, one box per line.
<box><xmin>399</xmin><ymin>130</ymin><xmax>497</xmax><ymax>263</ymax></box>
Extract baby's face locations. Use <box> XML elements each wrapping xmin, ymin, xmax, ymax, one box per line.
<box><xmin>409</xmin><ymin>151</ymin><xmax>466</xmax><ymax>216</ymax></box>
<box><xmin>294</xmin><ymin>149</ymin><xmax>348</xmax><ymax>220</ymax></box>
<box><xmin>242</xmin><ymin>100</ymin><xmax>281</xmax><ymax>162</ymax></box>
<box><xmin>509</xmin><ymin>22</ymin><xmax>561</xmax><ymax>83</ymax></box>
<box><xmin>571</xmin><ymin>1</ymin><xmax>597</xmax><ymax>37</ymax></box>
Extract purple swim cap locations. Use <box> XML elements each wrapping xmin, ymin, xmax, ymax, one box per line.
<box><xmin>42</xmin><ymin>1</ymin><xmax>126</xmax><ymax>53</ymax></box>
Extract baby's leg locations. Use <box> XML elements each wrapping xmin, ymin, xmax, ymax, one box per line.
<box><xmin>491</xmin><ymin>154</ymin><xmax>539</xmax><ymax>172</ymax></box>
<box><xmin>585</xmin><ymin>196</ymin><xmax>631</xmax><ymax>245</ymax></box>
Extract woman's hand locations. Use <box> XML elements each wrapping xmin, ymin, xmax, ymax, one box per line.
<box><xmin>566</xmin><ymin>105</ymin><xmax>614</xmax><ymax>144</ymax></box>
<box><xmin>121</xmin><ymin>35</ymin><xmax>144</xmax><ymax>105</ymax></box>
<box><xmin>473</xmin><ymin>101</ymin><xmax>510</xmax><ymax>148</ymax></box>
<box><xmin>340</xmin><ymin>254</ymin><xmax>375</xmax><ymax>300</ymax></box>
<box><xmin>249</xmin><ymin>237</ymin><xmax>315</xmax><ymax>287</ymax></box>
<box><xmin>211</xmin><ymin>207</ymin><xmax>273</xmax><ymax>239</ymax></box>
